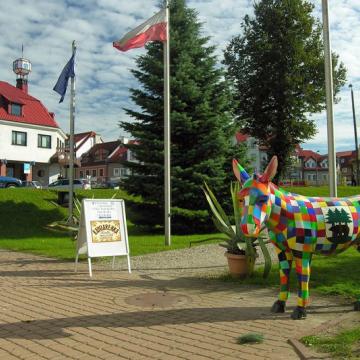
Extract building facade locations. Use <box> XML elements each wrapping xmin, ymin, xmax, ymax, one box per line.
<box><xmin>0</xmin><ymin>80</ymin><xmax>66</xmax><ymax>185</ymax></box>
<box><xmin>75</xmin><ymin>138</ymin><xmax>136</xmax><ymax>185</ymax></box>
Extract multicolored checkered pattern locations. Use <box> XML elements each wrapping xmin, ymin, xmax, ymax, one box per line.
<box><xmin>237</xmin><ymin>168</ymin><xmax>360</xmax><ymax>309</ymax></box>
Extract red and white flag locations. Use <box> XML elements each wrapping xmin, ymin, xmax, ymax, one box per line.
<box><xmin>113</xmin><ymin>9</ymin><xmax>167</xmax><ymax>52</ymax></box>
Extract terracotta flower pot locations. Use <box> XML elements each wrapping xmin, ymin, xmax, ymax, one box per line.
<box><xmin>224</xmin><ymin>252</ymin><xmax>249</xmax><ymax>278</ymax></box>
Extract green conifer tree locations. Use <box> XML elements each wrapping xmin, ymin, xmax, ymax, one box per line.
<box><xmin>121</xmin><ymin>0</ymin><xmax>245</xmax><ymax>231</ymax></box>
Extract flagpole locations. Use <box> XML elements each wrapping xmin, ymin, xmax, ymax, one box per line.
<box><xmin>164</xmin><ymin>0</ymin><xmax>171</xmax><ymax>246</ymax></box>
<box><xmin>322</xmin><ymin>0</ymin><xmax>337</xmax><ymax>196</ymax></box>
<box><xmin>68</xmin><ymin>40</ymin><xmax>76</xmax><ymax>225</ymax></box>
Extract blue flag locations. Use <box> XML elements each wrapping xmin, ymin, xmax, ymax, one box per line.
<box><xmin>53</xmin><ymin>51</ymin><xmax>75</xmax><ymax>103</ymax></box>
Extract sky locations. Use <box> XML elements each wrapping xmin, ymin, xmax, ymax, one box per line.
<box><xmin>0</xmin><ymin>0</ymin><xmax>359</xmax><ymax>154</ymax></box>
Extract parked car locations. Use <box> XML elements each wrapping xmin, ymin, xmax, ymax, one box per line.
<box><xmin>0</xmin><ymin>176</ymin><xmax>22</xmax><ymax>188</ymax></box>
<box><xmin>22</xmin><ymin>180</ymin><xmax>43</xmax><ymax>189</ymax></box>
<box><xmin>48</xmin><ymin>178</ymin><xmax>91</xmax><ymax>190</ymax></box>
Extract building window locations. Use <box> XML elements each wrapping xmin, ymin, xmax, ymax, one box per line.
<box><xmin>11</xmin><ymin>103</ymin><xmax>22</xmax><ymax>116</ymax></box>
<box><xmin>79</xmin><ymin>170</ymin><xmax>84</xmax><ymax>178</ymax></box>
<box><xmin>99</xmin><ymin>168</ymin><xmax>104</xmax><ymax>177</ymax></box>
<box><xmin>120</xmin><ymin>168</ymin><xmax>127</xmax><ymax>177</ymax></box>
<box><xmin>57</xmin><ymin>138</ymin><xmax>64</xmax><ymax>149</ymax></box>
<box><xmin>12</xmin><ymin>131</ymin><xmax>27</xmax><ymax>146</ymax></box>
<box><xmin>86</xmin><ymin>170</ymin><xmax>90</xmax><ymax>176</ymax></box>
<box><xmin>92</xmin><ymin>169</ymin><xmax>97</xmax><ymax>177</ymax></box>
<box><xmin>113</xmin><ymin>168</ymin><xmax>120</xmax><ymax>176</ymax></box>
<box><xmin>38</xmin><ymin>134</ymin><xmax>51</xmax><ymax>149</ymax></box>
<box><xmin>128</xmin><ymin>150</ymin><xmax>137</xmax><ymax>161</ymax></box>
<box><xmin>37</xmin><ymin>170</ymin><xmax>45</xmax><ymax>178</ymax></box>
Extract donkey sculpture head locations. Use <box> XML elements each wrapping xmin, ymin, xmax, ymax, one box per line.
<box><xmin>232</xmin><ymin>156</ymin><xmax>278</xmax><ymax>238</ymax></box>
<box><xmin>232</xmin><ymin>156</ymin><xmax>360</xmax><ymax>319</ymax></box>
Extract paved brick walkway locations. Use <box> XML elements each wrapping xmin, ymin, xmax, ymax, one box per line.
<box><xmin>0</xmin><ymin>249</ymin><xmax>353</xmax><ymax>359</ymax></box>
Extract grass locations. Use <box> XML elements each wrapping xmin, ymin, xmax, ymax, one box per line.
<box><xmin>237</xmin><ymin>333</ymin><xmax>264</xmax><ymax>344</ymax></box>
<box><xmin>0</xmin><ymin>188</ymin><xmax>224</xmax><ymax>260</ymax></box>
<box><xmin>284</xmin><ymin>185</ymin><xmax>360</xmax><ymax>197</ymax></box>
<box><xmin>219</xmin><ymin>247</ymin><xmax>360</xmax><ymax>300</ymax></box>
<box><xmin>301</xmin><ymin>326</ymin><xmax>360</xmax><ymax>359</ymax></box>
<box><xmin>0</xmin><ymin>185</ymin><xmax>359</xmax><ymax>301</ymax></box>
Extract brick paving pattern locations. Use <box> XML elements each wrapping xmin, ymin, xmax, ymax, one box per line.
<box><xmin>0</xmin><ymin>249</ymin><xmax>353</xmax><ymax>359</ymax></box>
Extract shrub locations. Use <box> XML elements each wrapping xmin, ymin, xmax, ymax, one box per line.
<box><xmin>125</xmin><ymin>200</ymin><xmax>214</xmax><ymax>234</ymax></box>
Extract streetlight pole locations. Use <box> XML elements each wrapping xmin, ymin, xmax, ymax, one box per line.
<box><xmin>322</xmin><ymin>0</ymin><xmax>337</xmax><ymax>196</ymax></box>
<box><xmin>349</xmin><ymin>84</ymin><xmax>359</xmax><ymax>185</ymax></box>
<box><xmin>316</xmin><ymin>150</ymin><xmax>320</xmax><ymax>186</ymax></box>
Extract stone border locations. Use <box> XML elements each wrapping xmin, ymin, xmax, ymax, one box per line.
<box><xmin>288</xmin><ymin>311</ymin><xmax>355</xmax><ymax>359</ymax></box>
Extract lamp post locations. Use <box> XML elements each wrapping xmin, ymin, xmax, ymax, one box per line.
<box><xmin>349</xmin><ymin>84</ymin><xmax>359</xmax><ymax>185</ymax></box>
<box><xmin>316</xmin><ymin>150</ymin><xmax>320</xmax><ymax>186</ymax></box>
<box><xmin>322</xmin><ymin>0</ymin><xmax>337</xmax><ymax>196</ymax></box>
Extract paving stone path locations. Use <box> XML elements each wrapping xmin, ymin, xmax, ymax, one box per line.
<box><xmin>0</xmin><ymin>248</ymin><xmax>353</xmax><ymax>359</ymax></box>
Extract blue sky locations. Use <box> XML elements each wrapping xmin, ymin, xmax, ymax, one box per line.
<box><xmin>0</xmin><ymin>0</ymin><xmax>359</xmax><ymax>154</ymax></box>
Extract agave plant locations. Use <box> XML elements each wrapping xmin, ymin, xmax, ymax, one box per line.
<box><xmin>47</xmin><ymin>192</ymin><xmax>118</xmax><ymax>236</ymax></box>
<box><xmin>203</xmin><ymin>181</ymin><xmax>272</xmax><ymax>278</ymax></box>
<box><xmin>47</xmin><ymin>195</ymin><xmax>83</xmax><ymax>236</ymax></box>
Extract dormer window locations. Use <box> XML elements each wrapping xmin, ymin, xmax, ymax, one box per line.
<box><xmin>95</xmin><ymin>149</ymin><xmax>109</xmax><ymax>161</ymax></box>
<box><xmin>11</xmin><ymin>103</ymin><xmax>22</xmax><ymax>116</ymax></box>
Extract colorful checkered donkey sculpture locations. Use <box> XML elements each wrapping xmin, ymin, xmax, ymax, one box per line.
<box><xmin>233</xmin><ymin>156</ymin><xmax>360</xmax><ymax>319</ymax></box>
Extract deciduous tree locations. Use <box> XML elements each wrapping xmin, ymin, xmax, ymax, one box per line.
<box><xmin>223</xmin><ymin>0</ymin><xmax>347</xmax><ymax>182</ymax></box>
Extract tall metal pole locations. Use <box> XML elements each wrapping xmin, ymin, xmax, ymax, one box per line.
<box><xmin>322</xmin><ymin>0</ymin><xmax>337</xmax><ymax>196</ymax></box>
<box><xmin>68</xmin><ymin>40</ymin><xmax>76</xmax><ymax>225</ymax></box>
<box><xmin>164</xmin><ymin>0</ymin><xmax>171</xmax><ymax>245</ymax></box>
<box><xmin>349</xmin><ymin>84</ymin><xmax>359</xmax><ymax>185</ymax></box>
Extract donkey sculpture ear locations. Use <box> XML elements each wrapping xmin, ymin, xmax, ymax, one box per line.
<box><xmin>260</xmin><ymin>156</ymin><xmax>278</xmax><ymax>183</ymax></box>
<box><xmin>232</xmin><ymin>159</ymin><xmax>250</xmax><ymax>184</ymax></box>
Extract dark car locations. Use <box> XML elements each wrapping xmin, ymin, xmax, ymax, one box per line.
<box><xmin>0</xmin><ymin>176</ymin><xmax>22</xmax><ymax>188</ymax></box>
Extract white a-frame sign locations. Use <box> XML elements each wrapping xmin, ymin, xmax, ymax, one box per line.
<box><xmin>75</xmin><ymin>199</ymin><xmax>131</xmax><ymax>277</ymax></box>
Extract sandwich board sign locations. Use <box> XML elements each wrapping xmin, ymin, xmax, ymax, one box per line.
<box><xmin>75</xmin><ymin>199</ymin><xmax>131</xmax><ymax>277</ymax></box>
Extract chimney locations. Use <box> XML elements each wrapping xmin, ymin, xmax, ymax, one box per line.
<box><xmin>16</xmin><ymin>78</ymin><xmax>28</xmax><ymax>94</ymax></box>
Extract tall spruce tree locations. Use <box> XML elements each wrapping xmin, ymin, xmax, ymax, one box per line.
<box><xmin>121</xmin><ymin>0</ymin><xmax>244</xmax><ymax>229</ymax></box>
<box><xmin>223</xmin><ymin>0</ymin><xmax>347</xmax><ymax>182</ymax></box>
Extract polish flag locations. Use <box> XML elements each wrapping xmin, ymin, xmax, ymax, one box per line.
<box><xmin>113</xmin><ymin>9</ymin><xmax>167</xmax><ymax>52</ymax></box>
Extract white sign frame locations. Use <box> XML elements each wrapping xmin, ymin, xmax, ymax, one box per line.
<box><xmin>75</xmin><ymin>199</ymin><xmax>131</xmax><ymax>277</ymax></box>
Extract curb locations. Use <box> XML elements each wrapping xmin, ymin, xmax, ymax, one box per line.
<box><xmin>288</xmin><ymin>311</ymin><xmax>355</xmax><ymax>359</ymax></box>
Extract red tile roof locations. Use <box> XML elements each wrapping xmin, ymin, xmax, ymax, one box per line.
<box><xmin>0</xmin><ymin>81</ymin><xmax>60</xmax><ymax>128</ymax></box>
<box><xmin>74</xmin><ymin>131</ymin><xmax>96</xmax><ymax>143</ymax></box>
<box><xmin>109</xmin><ymin>146</ymin><xmax>127</xmax><ymax>162</ymax></box>
<box><xmin>74</xmin><ymin>131</ymin><xmax>100</xmax><ymax>152</ymax></box>
<box><xmin>297</xmin><ymin>149</ymin><xmax>322</xmax><ymax>161</ymax></box>
<box><xmin>336</xmin><ymin>150</ymin><xmax>355</xmax><ymax>158</ymax></box>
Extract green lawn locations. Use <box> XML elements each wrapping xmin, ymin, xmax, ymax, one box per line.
<box><xmin>0</xmin><ymin>186</ymin><xmax>359</xmax><ymax>301</ymax></box>
<box><xmin>302</xmin><ymin>326</ymin><xmax>360</xmax><ymax>359</ymax></box>
<box><xmin>234</xmin><ymin>248</ymin><xmax>360</xmax><ymax>300</ymax></box>
<box><xmin>0</xmin><ymin>188</ymin><xmax>224</xmax><ymax>259</ymax></box>
<box><xmin>284</xmin><ymin>185</ymin><xmax>360</xmax><ymax>197</ymax></box>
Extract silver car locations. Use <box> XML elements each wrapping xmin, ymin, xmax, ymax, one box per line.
<box><xmin>22</xmin><ymin>180</ymin><xmax>43</xmax><ymax>189</ymax></box>
<box><xmin>48</xmin><ymin>179</ymin><xmax>91</xmax><ymax>190</ymax></box>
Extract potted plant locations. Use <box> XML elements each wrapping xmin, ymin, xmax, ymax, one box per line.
<box><xmin>203</xmin><ymin>182</ymin><xmax>272</xmax><ymax>278</ymax></box>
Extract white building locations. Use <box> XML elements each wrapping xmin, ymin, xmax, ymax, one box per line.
<box><xmin>235</xmin><ymin>132</ymin><xmax>268</xmax><ymax>172</ymax></box>
<box><xmin>0</xmin><ymin>57</ymin><xmax>67</xmax><ymax>185</ymax></box>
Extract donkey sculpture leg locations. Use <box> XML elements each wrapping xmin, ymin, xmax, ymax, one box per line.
<box><xmin>292</xmin><ymin>255</ymin><xmax>311</xmax><ymax>319</ymax></box>
<box><xmin>271</xmin><ymin>246</ymin><xmax>293</xmax><ymax>313</ymax></box>
<box><xmin>270</xmin><ymin>235</ymin><xmax>311</xmax><ymax>319</ymax></box>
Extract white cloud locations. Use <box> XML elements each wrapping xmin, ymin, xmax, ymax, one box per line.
<box><xmin>0</xmin><ymin>0</ymin><xmax>359</xmax><ymax>155</ymax></box>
